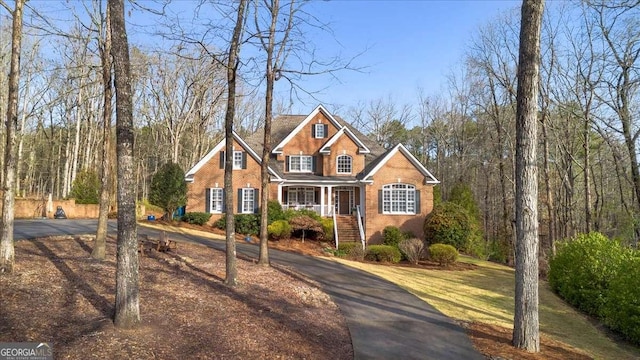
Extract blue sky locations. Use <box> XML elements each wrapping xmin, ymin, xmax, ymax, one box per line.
<box><xmin>279</xmin><ymin>0</ymin><xmax>521</xmax><ymax>113</ymax></box>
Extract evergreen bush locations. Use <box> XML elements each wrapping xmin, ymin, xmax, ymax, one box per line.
<box><xmin>181</xmin><ymin>212</ymin><xmax>212</xmax><ymax>226</ymax></box>
<box><xmin>423</xmin><ymin>202</ymin><xmax>474</xmax><ymax>250</ymax></box>
<box><xmin>604</xmin><ymin>256</ymin><xmax>640</xmax><ymax>345</ymax></box>
<box><xmin>69</xmin><ymin>170</ymin><xmax>100</xmax><ymax>204</ymax></box>
<box><xmin>267</xmin><ymin>220</ymin><xmax>291</xmax><ymax>240</ymax></box>
<box><xmin>365</xmin><ymin>245</ymin><xmax>401</xmax><ymax>263</ymax></box>
<box><xmin>548</xmin><ymin>232</ymin><xmax>626</xmax><ymax>317</ymax></box>
<box><xmin>428</xmin><ymin>243</ymin><xmax>458</xmax><ymax>266</ymax></box>
<box><xmin>382</xmin><ymin>226</ymin><xmax>405</xmax><ymax>248</ymax></box>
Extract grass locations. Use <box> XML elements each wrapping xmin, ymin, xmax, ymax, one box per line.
<box><xmin>332</xmin><ymin>255</ymin><xmax>640</xmax><ymax>360</ymax></box>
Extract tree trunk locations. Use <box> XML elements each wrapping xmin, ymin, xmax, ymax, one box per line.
<box><xmin>0</xmin><ymin>0</ymin><xmax>24</xmax><ymax>274</ymax></box>
<box><xmin>224</xmin><ymin>0</ymin><xmax>248</xmax><ymax>286</ymax></box>
<box><xmin>513</xmin><ymin>0</ymin><xmax>543</xmax><ymax>352</ymax></box>
<box><xmin>540</xmin><ymin>113</ymin><xmax>556</xmax><ymax>255</ymax></box>
<box><xmin>258</xmin><ymin>0</ymin><xmax>282</xmax><ymax>266</ymax></box>
<box><xmin>94</xmin><ymin>5</ymin><xmax>113</xmax><ymax>261</ymax></box>
<box><xmin>110</xmin><ymin>0</ymin><xmax>140</xmax><ymax>328</ymax></box>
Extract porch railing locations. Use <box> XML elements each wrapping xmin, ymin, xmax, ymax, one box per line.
<box><xmin>355</xmin><ymin>205</ymin><xmax>365</xmax><ymax>250</ymax></box>
<box><xmin>281</xmin><ymin>204</ymin><xmax>333</xmax><ymax>216</ymax></box>
<box><xmin>332</xmin><ymin>210</ymin><xmax>338</xmax><ymax>248</ymax></box>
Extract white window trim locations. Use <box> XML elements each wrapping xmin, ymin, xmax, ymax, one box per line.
<box><xmin>382</xmin><ymin>183</ymin><xmax>416</xmax><ymax>215</ymax></box>
<box><xmin>336</xmin><ymin>154</ymin><xmax>352</xmax><ymax>174</ymax></box>
<box><xmin>232</xmin><ymin>151</ymin><xmax>243</xmax><ymax>170</ymax></box>
<box><xmin>241</xmin><ymin>188</ymin><xmax>255</xmax><ymax>214</ymax></box>
<box><xmin>314</xmin><ymin>123</ymin><xmax>325</xmax><ymax>138</ymax></box>
<box><xmin>210</xmin><ymin>188</ymin><xmax>223</xmax><ymax>213</ymax></box>
<box><xmin>289</xmin><ymin>155</ymin><xmax>313</xmax><ymax>173</ymax></box>
<box><xmin>288</xmin><ymin>187</ymin><xmax>315</xmax><ymax>206</ymax></box>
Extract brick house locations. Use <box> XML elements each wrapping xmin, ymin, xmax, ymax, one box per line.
<box><xmin>185</xmin><ymin>105</ymin><xmax>439</xmax><ymax>245</ymax></box>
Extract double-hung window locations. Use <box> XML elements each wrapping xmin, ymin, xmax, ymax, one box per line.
<box><xmin>233</xmin><ymin>151</ymin><xmax>243</xmax><ymax>170</ymax></box>
<box><xmin>289</xmin><ymin>155</ymin><xmax>313</xmax><ymax>172</ymax></box>
<box><xmin>314</xmin><ymin>124</ymin><xmax>326</xmax><ymax>138</ymax></box>
<box><xmin>241</xmin><ymin>188</ymin><xmax>255</xmax><ymax>214</ymax></box>
<box><xmin>209</xmin><ymin>188</ymin><xmax>223</xmax><ymax>213</ymax></box>
<box><xmin>336</xmin><ymin>155</ymin><xmax>352</xmax><ymax>174</ymax></box>
<box><xmin>382</xmin><ymin>183</ymin><xmax>416</xmax><ymax>214</ymax></box>
<box><xmin>288</xmin><ymin>187</ymin><xmax>315</xmax><ymax>206</ymax></box>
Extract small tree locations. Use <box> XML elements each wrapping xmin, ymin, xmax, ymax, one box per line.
<box><xmin>149</xmin><ymin>163</ymin><xmax>187</xmax><ymax>219</ymax></box>
<box><xmin>289</xmin><ymin>215</ymin><xmax>323</xmax><ymax>242</ymax></box>
<box><xmin>70</xmin><ymin>170</ymin><xmax>101</xmax><ymax>204</ymax></box>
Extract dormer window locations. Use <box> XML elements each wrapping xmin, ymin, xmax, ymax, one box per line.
<box><xmin>313</xmin><ymin>124</ymin><xmax>328</xmax><ymax>139</ymax></box>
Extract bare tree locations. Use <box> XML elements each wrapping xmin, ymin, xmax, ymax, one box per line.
<box><xmin>255</xmin><ymin>0</ymin><xmax>296</xmax><ymax>266</ymax></box>
<box><xmin>224</xmin><ymin>0</ymin><xmax>248</xmax><ymax>286</ymax></box>
<box><xmin>513</xmin><ymin>0</ymin><xmax>544</xmax><ymax>352</ymax></box>
<box><xmin>94</xmin><ymin>2</ymin><xmax>112</xmax><ymax>260</ymax></box>
<box><xmin>110</xmin><ymin>0</ymin><xmax>140</xmax><ymax>328</ymax></box>
<box><xmin>0</xmin><ymin>0</ymin><xmax>24</xmax><ymax>274</ymax></box>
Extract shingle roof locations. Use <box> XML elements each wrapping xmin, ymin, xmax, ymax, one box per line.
<box><xmin>242</xmin><ymin>112</ymin><xmax>388</xmax><ymax>180</ymax></box>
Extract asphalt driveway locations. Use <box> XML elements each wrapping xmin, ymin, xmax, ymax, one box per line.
<box><xmin>14</xmin><ymin>219</ymin><xmax>483</xmax><ymax>359</ymax></box>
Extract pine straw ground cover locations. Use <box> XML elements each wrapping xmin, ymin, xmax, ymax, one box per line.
<box><xmin>0</xmin><ymin>235</ymin><xmax>352</xmax><ymax>359</ymax></box>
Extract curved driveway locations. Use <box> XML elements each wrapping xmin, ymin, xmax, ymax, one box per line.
<box><xmin>14</xmin><ymin>219</ymin><xmax>483</xmax><ymax>360</ymax></box>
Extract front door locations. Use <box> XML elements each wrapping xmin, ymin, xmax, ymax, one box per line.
<box><xmin>338</xmin><ymin>191</ymin><xmax>351</xmax><ymax>215</ymax></box>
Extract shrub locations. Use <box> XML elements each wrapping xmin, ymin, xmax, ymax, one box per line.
<box><xmin>289</xmin><ymin>215</ymin><xmax>323</xmax><ymax>241</ymax></box>
<box><xmin>428</xmin><ymin>244</ymin><xmax>458</xmax><ymax>266</ymax></box>
<box><xmin>70</xmin><ymin>170</ymin><xmax>100</xmax><ymax>204</ymax></box>
<box><xmin>321</xmin><ymin>218</ymin><xmax>334</xmax><ymax>241</ymax></box>
<box><xmin>266</xmin><ymin>200</ymin><xmax>285</xmax><ymax>224</ymax></box>
<box><xmin>337</xmin><ymin>242</ymin><xmax>365</xmax><ymax>261</ymax></box>
<box><xmin>181</xmin><ymin>212</ymin><xmax>212</xmax><ymax>226</ymax></box>
<box><xmin>548</xmin><ymin>232</ymin><xmax>626</xmax><ymax>317</ymax></box>
<box><xmin>149</xmin><ymin>163</ymin><xmax>187</xmax><ymax>219</ymax></box>
<box><xmin>398</xmin><ymin>238</ymin><xmax>426</xmax><ymax>264</ymax></box>
<box><xmin>267</xmin><ymin>220</ymin><xmax>291</xmax><ymax>240</ymax></box>
<box><xmin>213</xmin><ymin>217</ymin><xmax>226</xmax><ymax>230</ymax></box>
<box><xmin>423</xmin><ymin>202</ymin><xmax>474</xmax><ymax>251</ymax></box>
<box><xmin>382</xmin><ymin>226</ymin><xmax>405</xmax><ymax>248</ymax></box>
<box><xmin>235</xmin><ymin>214</ymin><xmax>260</xmax><ymax>235</ymax></box>
<box><xmin>365</xmin><ymin>245</ymin><xmax>401</xmax><ymax>263</ymax></box>
<box><xmin>284</xmin><ymin>208</ymin><xmax>322</xmax><ymax>221</ymax></box>
<box><xmin>604</xmin><ymin>256</ymin><xmax>640</xmax><ymax>345</ymax></box>
<box><xmin>214</xmin><ymin>214</ymin><xmax>260</xmax><ymax>235</ymax></box>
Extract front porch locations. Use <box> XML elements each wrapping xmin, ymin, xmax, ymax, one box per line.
<box><xmin>278</xmin><ymin>185</ymin><xmax>363</xmax><ymax>217</ymax></box>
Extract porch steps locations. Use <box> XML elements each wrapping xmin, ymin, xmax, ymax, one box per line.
<box><xmin>336</xmin><ymin>215</ymin><xmax>361</xmax><ymax>243</ymax></box>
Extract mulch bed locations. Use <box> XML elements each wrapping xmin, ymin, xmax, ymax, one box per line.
<box><xmin>0</xmin><ymin>235</ymin><xmax>352</xmax><ymax>359</ymax></box>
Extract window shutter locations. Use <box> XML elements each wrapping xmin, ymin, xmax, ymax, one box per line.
<box><xmin>312</xmin><ymin>156</ymin><xmax>317</xmax><ymax>173</ymax></box>
<box><xmin>219</xmin><ymin>151</ymin><xmax>225</xmax><ymax>169</ymax></box>
<box><xmin>323</xmin><ymin>124</ymin><xmax>328</xmax><ymax>138</ymax></box>
<box><xmin>285</xmin><ymin>156</ymin><xmax>290</xmax><ymax>172</ymax></box>
<box><xmin>415</xmin><ymin>190</ymin><xmax>421</xmax><ymax>214</ymax></box>
<box><xmin>242</xmin><ymin>152</ymin><xmax>247</xmax><ymax>169</ymax></box>
<box><xmin>283</xmin><ymin>189</ymin><xmax>288</xmax><ymax>203</ymax></box>
<box><xmin>378</xmin><ymin>190</ymin><xmax>383</xmax><ymax>213</ymax></box>
<box><xmin>311</xmin><ymin>124</ymin><xmax>316</xmax><ymax>138</ymax></box>
<box><xmin>237</xmin><ymin>189</ymin><xmax>243</xmax><ymax>213</ymax></box>
<box><xmin>222</xmin><ymin>191</ymin><xmax>226</xmax><ymax>212</ymax></box>
<box><xmin>254</xmin><ymin>188</ymin><xmax>259</xmax><ymax>213</ymax></box>
<box><xmin>205</xmin><ymin>188</ymin><xmax>211</xmax><ymax>213</ymax></box>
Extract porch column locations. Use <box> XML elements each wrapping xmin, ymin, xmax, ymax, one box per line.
<box><xmin>327</xmin><ymin>186</ymin><xmax>333</xmax><ymax>216</ymax></box>
<box><xmin>277</xmin><ymin>183</ymin><xmax>283</xmax><ymax>205</ymax></box>
<box><xmin>320</xmin><ymin>185</ymin><xmax>325</xmax><ymax>216</ymax></box>
<box><xmin>359</xmin><ymin>185</ymin><xmax>365</xmax><ymax>217</ymax></box>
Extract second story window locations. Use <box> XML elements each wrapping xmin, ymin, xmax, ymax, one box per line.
<box><xmin>313</xmin><ymin>123</ymin><xmax>328</xmax><ymax>138</ymax></box>
<box><xmin>337</xmin><ymin>155</ymin><xmax>352</xmax><ymax>174</ymax></box>
<box><xmin>233</xmin><ymin>151</ymin><xmax>243</xmax><ymax>170</ymax></box>
<box><xmin>289</xmin><ymin>155</ymin><xmax>313</xmax><ymax>172</ymax></box>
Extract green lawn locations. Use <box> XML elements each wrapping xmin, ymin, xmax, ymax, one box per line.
<box><xmin>332</xmin><ymin>256</ymin><xmax>640</xmax><ymax>360</ymax></box>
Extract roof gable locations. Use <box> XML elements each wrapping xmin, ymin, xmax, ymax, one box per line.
<box><xmin>319</xmin><ymin>126</ymin><xmax>370</xmax><ymax>154</ymax></box>
<box><xmin>272</xmin><ymin>105</ymin><xmax>342</xmax><ymax>154</ymax></box>
<box><xmin>185</xmin><ymin>130</ymin><xmax>281</xmax><ymax>182</ymax></box>
<box><xmin>362</xmin><ymin>143</ymin><xmax>439</xmax><ymax>184</ymax></box>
